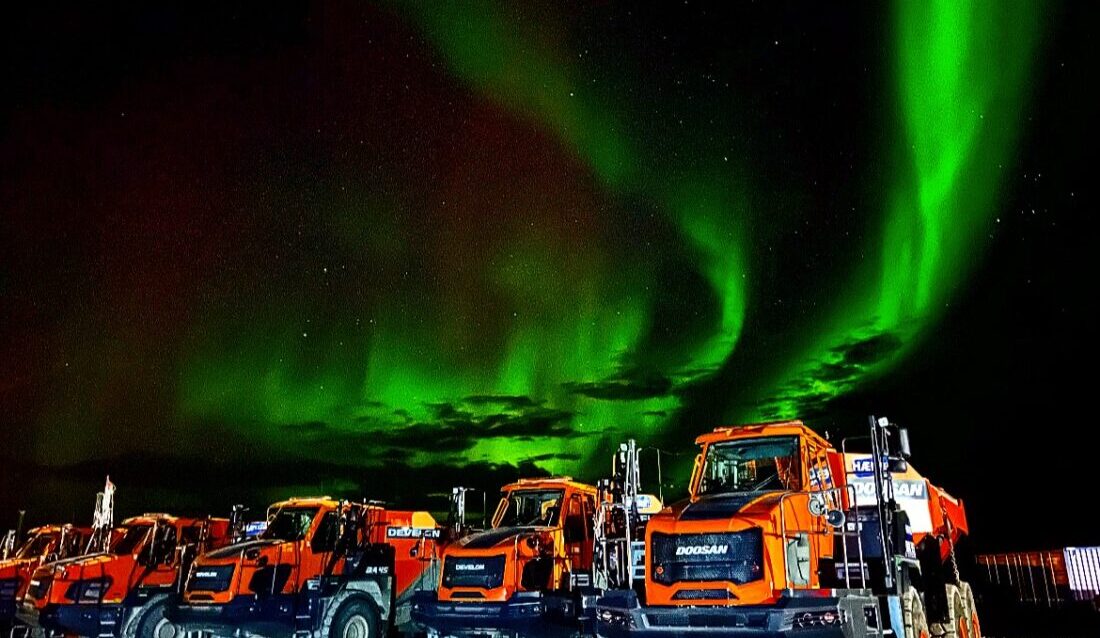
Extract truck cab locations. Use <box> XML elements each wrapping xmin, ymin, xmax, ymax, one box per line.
<box><xmin>645</xmin><ymin>420</ymin><xmax>841</xmax><ymax>607</ymax></box>
<box><xmin>19</xmin><ymin>513</ymin><xmax>230</xmax><ymax>638</ymax></box>
<box><xmin>412</xmin><ymin>477</ymin><xmax>600</xmax><ymax>636</ymax></box>
<box><xmin>596</xmin><ymin>417</ymin><xmax>976</xmax><ymax>638</ymax></box>
<box><xmin>170</xmin><ymin>496</ymin><xmax>445</xmax><ymax>638</ymax></box>
<box><xmin>0</xmin><ymin>525</ymin><xmax>89</xmax><ymax>630</ymax></box>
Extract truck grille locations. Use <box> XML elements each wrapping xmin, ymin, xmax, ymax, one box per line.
<box><xmin>442</xmin><ymin>555</ymin><xmax>506</xmax><ymax>590</ymax></box>
<box><xmin>650</xmin><ymin>530</ymin><xmax>763</xmax><ymax>586</ymax></box>
<box><xmin>186</xmin><ymin>564</ymin><xmax>235</xmax><ymax>593</ymax></box>
<box><xmin>0</xmin><ymin>578</ymin><xmax>19</xmax><ymax>603</ymax></box>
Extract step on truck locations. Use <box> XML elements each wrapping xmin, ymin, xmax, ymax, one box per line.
<box><xmin>595</xmin><ymin>416</ymin><xmax>978</xmax><ymax>638</ymax></box>
<box><xmin>19</xmin><ymin>478</ymin><xmax>232</xmax><ymax>638</ymax></box>
<box><xmin>167</xmin><ymin>496</ymin><xmax>450</xmax><ymax>638</ymax></box>
<box><xmin>0</xmin><ymin>524</ymin><xmax>91</xmax><ymax>633</ymax></box>
<box><xmin>412</xmin><ymin>441</ymin><xmax>661</xmax><ymax>638</ymax></box>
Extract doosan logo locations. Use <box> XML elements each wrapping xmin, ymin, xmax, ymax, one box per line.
<box><xmin>675</xmin><ymin>544</ymin><xmax>729</xmax><ymax>557</ymax></box>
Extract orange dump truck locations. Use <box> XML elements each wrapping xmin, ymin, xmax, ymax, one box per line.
<box><xmin>0</xmin><ymin>524</ymin><xmax>90</xmax><ymax>631</ymax></box>
<box><xmin>595</xmin><ymin>416</ymin><xmax>977</xmax><ymax>638</ymax></box>
<box><xmin>167</xmin><ymin>496</ymin><xmax>448</xmax><ymax>638</ymax></box>
<box><xmin>19</xmin><ymin>513</ymin><xmax>230</xmax><ymax>638</ymax></box>
<box><xmin>412</xmin><ymin>477</ymin><xmax>602</xmax><ymax>636</ymax></box>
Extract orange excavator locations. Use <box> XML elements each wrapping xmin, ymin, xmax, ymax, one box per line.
<box><xmin>0</xmin><ymin>523</ymin><xmax>90</xmax><ymax>633</ymax></box>
<box><xmin>167</xmin><ymin>495</ymin><xmax>451</xmax><ymax>638</ymax></box>
<box><xmin>595</xmin><ymin>416</ymin><xmax>977</xmax><ymax>638</ymax></box>
<box><xmin>413</xmin><ymin>441</ymin><xmax>663</xmax><ymax>637</ymax></box>
<box><xmin>19</xmin><ymin>478</ymin><xmax>231</xmax><ymax>638</ymax></box>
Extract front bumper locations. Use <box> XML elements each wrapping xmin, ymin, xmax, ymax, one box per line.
<box><xmin>411</xmin><ymin>590</ymin><xmax>578</xmax><ymax>638</ymax></box>
<box><xmin>168</xmin><ymin>594</ymin><xmax>301</xmax><ymax>636</ymax></box>
<box><xmin>17</xmin><ymin>601</ymin><xmax>124</xmax><ymax>636</ymax></box>
<box><xmin>594</xmin><ymin>590</ymin><xmax>878</xmax><ymax>638</ymax></box>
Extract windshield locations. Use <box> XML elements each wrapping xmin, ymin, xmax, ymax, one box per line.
<box><xmin>261</xmin><ymin>507</ymin><xmax>319</xmax><ymax>541</ymax></box>
<box><xmin>494</xmin><ymin>489</ymin><xmax>564</xmax><ymax>528</ymax></box>
<box><xmin>697</xmin><ymin>436</ymin><xmax>801</xmax><ymax>496</ymax></box>
<box><xmin>111</xmin><ymin>525</ymin><xmax>151</xmax><ymax>555</ymax></box>
<box><xmin>15</xmin><ymin>532</ymin><xmax>56</xmax><ymax>559</ymax></box>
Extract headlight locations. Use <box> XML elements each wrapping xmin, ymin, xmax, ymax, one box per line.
<box><xmin>596</xmin><ymin>608</ymin><xmax>635</xmax><ymax>628</ymax></box>
<box><xmin>64</xmin><ymin>578</ymin><xmax>112</xmax><ymax>603</ymax></box>
<box><xmin>792</xmin><ymin>609</ymin><xmax>846</xmax><ymax>630</ymax></box>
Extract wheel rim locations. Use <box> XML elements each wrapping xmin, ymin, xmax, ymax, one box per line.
<box><xmin>342</xmin><ymin>614</ymin><xmax>371</xmax><ymax>638</ymax></box>
<box><xmin>153</xmin><ymin>617</ymin><xmax>176</xmax><ymax>638</ymax></box>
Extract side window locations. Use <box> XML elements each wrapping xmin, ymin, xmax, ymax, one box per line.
<box><xmin>181</xmin><ymin>524</ymin><xmax>203</xmax><ymax>545</ymax></box>
<box><xmin>563</xmin><ymin>494</ymin><xmax>586</xmax><ymax>543</ymax></box>
<box><xmin>583</xmin><ymin>495</ymin><xmax>596</xmax><ymax>537</ymax></box>
<box><xmin>310</xmin><ymin>512</ymin><xmax>339</xmax><ymax>553</ymax></box>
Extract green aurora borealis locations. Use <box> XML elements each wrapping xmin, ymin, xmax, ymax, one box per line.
<box><xmin>3</xmin><ymin>0</ymin><xmax>1065</xmax><ymax>517</ymax></box>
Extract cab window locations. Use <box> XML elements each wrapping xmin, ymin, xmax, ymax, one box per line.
<box><xmin>310</xmin><ymin>511</ymin><xmax>340</xmax><ymax>553</ymax></box>
<box><xmin>563</xmin><ymin>494</ymin><xmax>588</xmax><ymax>543</ymax></box>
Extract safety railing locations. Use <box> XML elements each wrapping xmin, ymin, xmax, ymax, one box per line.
<box><xmin>777</xmin><ymin>484</ymin><xmax>866</xmax><ymax>593</ymax></box>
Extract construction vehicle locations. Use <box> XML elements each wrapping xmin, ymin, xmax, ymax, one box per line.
<box><xmin>167</xmin><ymin>495</ymin><xmax>450</xmax><ymax>638</ymax></box>
<box><xmin>412</xmin><ymin>441</ymin><xmax>662</xmax><ymax>637</ymax></box>
<box><xmin>595</xmin><ymin>416</ymin><xmax>978</xmax><ymax>638</ymax></box>
<box><xmin>18</xmin><ymin>478</ymin><xmax>231</xmax><ymax>638</ymax></box>
<box><xmin>0</xmin><ymin>524</ymin><xmax>91</xmax><ymax>633</ymax></box>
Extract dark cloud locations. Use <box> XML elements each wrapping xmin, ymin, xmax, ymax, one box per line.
<box><xmin>280</xmin><ymin>398</ymin><xmax>578</xmax><ymax>458</ymax></box>
<box><xmin>564</xmin><ymin>371</ymin><xmax>674</xmax><ymax>401</ymax></box>
<box><xmin>755</xmin><ymin>332</ymin><xmax>905</xmax><ymax>420</ymax></box>
<box><xmin>525</xmin><ymin>452</ymin><xmax>583</xmax><ymax>462</ymax></box>
<box><xmin>460</xmin><ymin>395</ymin><xmax>541</xmax><ymax>409</ymax></box>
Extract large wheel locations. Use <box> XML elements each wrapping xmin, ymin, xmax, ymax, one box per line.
<box><xmin>930</xmin><ymin>584</ymin><xmax>968</xmax><ymax>638</ymax></box>
<box><xmin>958</xmin><ymin>581</ymin><xmax>981</xmax><ymax>638</ymax></box>
<box><xmin>902</xmin><ymin>586</ymin><xmax>930</xmax><ymax>638</ymax></box>
<box><xmin>329</xmin><ymin>599</ymin><xmax>381</xmax><ymax>638</ymax></box>
<box><xmin>134</xmin><ymin>600</ymin><xmax>179</xmax><ymax>638</ymax></box>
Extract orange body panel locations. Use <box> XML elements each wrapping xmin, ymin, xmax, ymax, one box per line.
<box><xmin>22</xmin><ymin>514</ymin><xmax>229</xmax><ymax>613</ymax></box>
<box><xmin>644</xmin><ymin>420</ymin><xmax>969</xmax><ymax>608</ymax></box>
<box><xmin>181</xmin><ymin>497</ymin><xmax>443</xmax><ymax>606</ymax></box>
<box><xmin>437</xmin><ymin>477</ymin><xmax>598</xmax><ymax>603</ymax></box>
<box><xmin>0</xmin><ymin>526</ymin><xmax>90</xmax><ymax>609</ymax></box>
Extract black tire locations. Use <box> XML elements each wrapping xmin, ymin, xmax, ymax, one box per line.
<box><xmin>958</xmin><ymin>581</ymin><xmax>981</xmax><ymax>638</ymax></box>
<box><xmin>135</xmin><ymin>600</ymin><xmax>178</xmax><ymax>638</ymax></box>
<box><xmin>329</xmin><ymin>599</ymin><xmax>381</xmax><ymax>638</ymax></box>
<box><xmin>930</xmin><ymin>584</ymin><xmax>967</xmax><ymax>638</ymax></box>
<box><xmin>903</xmin><ymin>586</ymin><xmax>929</xmax><ymax>638</ymax></box>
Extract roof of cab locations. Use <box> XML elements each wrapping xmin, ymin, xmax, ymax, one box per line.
<box><xmin>503</xmin><ymin>476</ymin><xmax>598</xmax><ymax>494</ymax></box>
<box><xmin>121</xmin><ymin>514</ymin><xmax>228</xmax><ymax>526</ymax></box>
<box><xmin>695</xmin><ymin>420</ymin><xmax>831</xmax><ymax>448</ymax></box>
<box><xmin>269</xmin><ymin>496</ymin><xmax>381</xmax><ymax>510</ymax></box>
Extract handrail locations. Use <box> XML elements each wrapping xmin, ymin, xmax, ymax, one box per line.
<box><xmin>777</xmin><ymin>484</ymin><xmax>865</xmax><ymax>593</ymax></box>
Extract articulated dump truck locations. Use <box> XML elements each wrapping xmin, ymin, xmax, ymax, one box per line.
<box><xmin>168</xmin><ymin>496</ymin><xmax>451</xmax><ymax>638</ymax></box>
<box><xmin>413</xmin><ymin>440</ymin><xmax>661</xmax><ymax>638</ymax></box>
<box><xmin>595</xmin><ymin>416</ymin><xmax>976</xmax><ymax>638</ymax></box>
<box><xmin>0</xmin><ymin>524</ymin><xmax>90</xmax><ymax>633</ymax></box>
<box><xmin>19</xmin><ymin>513</ymin><xmax>231</xmax><ymax>638</ymax></box>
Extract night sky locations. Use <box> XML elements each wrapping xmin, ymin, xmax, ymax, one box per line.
<box><xmin>1</xmin><ymin>2</ymin><xmax>1092</xmax><ymax>551</ymax></box>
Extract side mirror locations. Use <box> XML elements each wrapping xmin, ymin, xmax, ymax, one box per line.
<box><xmin>807</xmin><ymin>496</ymin><xmax>827</xmax><ymax>517</ymax></box>
<box><xmin>898</xmin><ymin>427</ymin><xmax>912</xmax><ymax>459</ymax></box>
<box><xmin>888</xmin><ymin>457</ymin><xmax>909</xmax><ymax>473</ymax></box>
